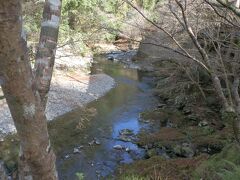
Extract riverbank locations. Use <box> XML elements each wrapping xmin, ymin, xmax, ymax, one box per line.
<box><xmin>0</xmin><ymin>47</ymin><xmax>116</xmax><ymax>138</ymax></box>
<box><xmin>114</xmin><ymin>34</ymin><xmax>240</xmax><ymax>179</ymax></box>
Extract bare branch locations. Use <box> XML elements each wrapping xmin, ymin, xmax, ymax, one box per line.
<box><xmin>215</xmin><ymin>0</ymin><xmax>240</xmax><ymax>17</ymax></box>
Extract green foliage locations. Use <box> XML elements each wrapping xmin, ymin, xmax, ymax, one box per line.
<box><xmin>218</xmin><ymin>160</ymin><xmax>240</xmax><ymax>180</ymax></box>
<box><xmin>23</xmin><ymin>0</ymin><xmax>159</xmax><ymax>54</ymax></box>
<box><xmin>139</xmin><ymin>0</ymin><xmax>159</xmax><ymax>10</ymax></box>
<box><xmin>76</xmin><ymin>172</ymin><xmax>84</xmax><ymax>180</ymax></box>
<box><xmin>193</xmin><ymin>143</ymin><xmax>240</xmax><ymax>180</ymax></box>
<box><xmin>23</xmin><ymin>0</ymin><xmax>43</xmax><ymax>40</ymax></box>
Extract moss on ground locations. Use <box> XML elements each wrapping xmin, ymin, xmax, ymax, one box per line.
<box><xmin>117</xmin><ymin>144</ymin><xmax>240</xmax><ymax>180</ymax></box>
<box><xmin>137</xmin><ymin>127</ymin><xmax>186</xmax><ymax>147</ymax></box>
<box><xmin>0</xmin><ymin>135</ymin><xmax>19</xmax><ymax>172</ymax></box>
<box><xmin>139</xmin><ymin>109</ymin><xmax>185</xmax><ymax>127</ymax></box>
<box><xmin>117</xmin><ymin>155</ymin><xmax>208</xmax><ymax>180</ymax></box>
<box><xmin>193</xmin><ymin>143</ymin><xmax>240</xmax><ymax>180</ymax></box>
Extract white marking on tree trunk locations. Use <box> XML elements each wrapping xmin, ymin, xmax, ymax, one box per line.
<box><xmin>0</xmin><ymin>76</ymin><xmax>5</xmax><ymax>86</ymax></box>
<box><xmin>236</xmin><ymin>0</ymin><xmax>240</xmax><ymax>8</ymax></box>
<box><xmin>41</xmin><ymin>15</ymin><xmax>60</xmax><ymax>28</ymax></box>
<box><xmin>51</xmin><ymin>15</ymin><xmax>60</xmax><ymax>24</ymax></box>
<box><xmin>21</xmin><ymin>29</ymin><xmax>27</xmax><ymax>41</ymax></box>
<box><xmin>49</xmin><ymin>0</ymin><xmax>61</xmax><ymax>11</ymax></box>
<box><xmin>23</xmin><ymin>104</ymin><xmax>36</xmax><ymax>119</ymax></box>
<box><xmin>42</xmin><ymin>74</ymin><xmax>52</xmax><ymax>81</ymax></box>
<box><xmin>19</xmin><ymin>145</ymin><xmax>23</xmax><ymax>157</ymax></box>
<box><xmin>20</xmin><ymin>15</ymin><xmax>27</xmax><ymax>41</ymax></box>
<box><xmin>49</xmin><ymin>0</ymin><xmax>61</xmax><ymax>7</ymax></box>
<box><xmin>36</xmin><ymin>58</ymin><xmax>50</xmax><ymax>66</ymax></box>
<box><xmin>46</xmin><ymin>141</ymin><xmax>51</xmax><ymax>152</ymax></box>
<box><xmin>39</xmin><ymin>42</ymin><xmax>45</xmax><ymax>48</ymax></box>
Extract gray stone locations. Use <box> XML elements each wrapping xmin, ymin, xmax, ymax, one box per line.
<box><xmin>113</xmin><ymin>145</ymin><xmax>124</xmax><ymax>150</ymax></box>
<box><xmin>73</xmin><ymin>147</ymin><xmax>81</xmax><ymax>154</ymax></box>
<box><xmin>125</xmin><ymin>147</ymin><xmax>131</xmax><ymax>152</ymax></box>
<box><xmin>187</xmin><ymin>114</ymin><xmax>199</xmax><ymax>121</ymax></box>
<box><xmin>173</xmin><ymin>143</ymin><xmax>195</xmax><ymax>158</ymax></box>
<box><xmin>157</xmin><ymin>103</ymin><xmax>166</xmax><ymax>108</ymax></box>
<box><xmin>198</xmin><ymin>120</ymin><xmax>208</xmax><ymax>127</ymax></box>
<box><xmin>94</xmin><ymin>140</ymin><xmax>101</xmax><ymax>145</ymax></box>
<box><xmin>88</xmin><ymin>140</ymin><xmax>95</xmax><ymax>146</ymax></box>
<box><xmin>64</xmin><ymin>155</ymin><xmax>70</xmax><ymax>159</ymax></box>
<box><xmin>119</xmin><ymin>129</ymin><xmax>134</xmax><ymax>136</ymax></box>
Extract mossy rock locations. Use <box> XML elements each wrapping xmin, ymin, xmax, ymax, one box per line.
<box><xmin>146</xmin><ymin>149</ymin><xmax>158</xmax><ymax>158</ymax></box>
<box><xmin>173</xmin><ymin>143</ymin><xmax>195</xmax><ymax>158</ymax></box>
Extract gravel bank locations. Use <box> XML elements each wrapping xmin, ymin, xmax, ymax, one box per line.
<box><xmin>0</xmin><ymin>48</ymin><xmax>116</xmax><ymax>138</ymax></box>
<box><xmin>0</xmin><ymin>72</ymin><xmax>115</xmax><ymax>137</ymax></box>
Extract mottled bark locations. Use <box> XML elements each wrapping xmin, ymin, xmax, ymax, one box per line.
<box><xmin>0</xmin><ymin>161</ymin><xmax>8</xmax><ymax>180</ymax></box>
<box><xmin>0</xmin><ymin>1</ymin><xmax>57</xmax><ymax>179</ymax></box>
<box><xmin>35</xmin><ymin>0</ymin><xmax>62</xmax><ymax>109</ymax></box>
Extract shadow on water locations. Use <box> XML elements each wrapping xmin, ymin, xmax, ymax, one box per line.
<box><xmin>49</xmin><ymin>55</ymin><xmax>158</xmax><ymax>179</ymax></box>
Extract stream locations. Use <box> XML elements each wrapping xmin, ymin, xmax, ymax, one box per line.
<box><xmin>52</xmin><ymin>55</ymin><xmax>158</xmax><ymax>179</ymax></box>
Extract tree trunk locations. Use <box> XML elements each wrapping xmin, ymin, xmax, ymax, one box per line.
<box><xmin>0</xmin><ymin>1</ymin><xmax>57</xmax><ymax>179</ymax></box>
<box><xmin>35</xmin><ymin>0</ymin><xmax>62</xmax><ymax>109</ymax></box>
<box><xmin>0</xmin><ymin>161</ymin><xmax>8</xmax><ymax>180</ymax></box>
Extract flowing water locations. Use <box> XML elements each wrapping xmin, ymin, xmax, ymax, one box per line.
<box><xmin>51</xmin><ymin>55</ymin><xmax>158</xmax><ymax>179</ymax></box>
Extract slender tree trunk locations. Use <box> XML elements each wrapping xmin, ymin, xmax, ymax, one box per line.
<box><xmin>35</xmin><ymin>0</ymin><xmax>62</xmax><ymax>109</ymax></box>
<box><xmin>0</xmin><ymin>1</ymin><xmax>57</xmax><ymax>179</ymax></box>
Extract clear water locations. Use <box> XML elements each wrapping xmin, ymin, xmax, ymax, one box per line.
<box><xmin>52</xmin><ymin>55</ymin><xmax>158</xmax><ymax>179</ymax></box>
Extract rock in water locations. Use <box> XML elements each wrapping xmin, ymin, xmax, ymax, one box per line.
<box><xmin>73</xmin><ymin>147</ymin><xmax>81</xmax><ymax>154</ymax></box>
<box><xmin>88</xmin><ymin>140</ymin><xmax>95</xmax><ymax>146</ymax></box>
<box><xmin>113</xmin><ymin>145</ymin><xmax>124</xmax><ymax>150</ymax></box>
<box><xmin>125</xmin><ymin>147</ymin><xmax>131</xmax><ymax>152</ymax></box>
<box><xmin>107</xmin><ymin>56</ymin><xmax>114</xmax><ymax>61</ymax></box>
<box><xmin>64</xmin><ymin>155</ymin><xmax>70</xmax><ymax>159</ymax></box>
<box><xmin>94</xmin><ymin>138</ymin><xmax>101</xmax><ymax>145</ymax></box>
<box><xmin>118</xmin><ymin>135</ymin><xmax>132</xmax><ymax>142</ymax></box>
<box><xmin>119</xmin><ymin>129</ymin><xmax>134</xmax><ymax>136</ymax></box>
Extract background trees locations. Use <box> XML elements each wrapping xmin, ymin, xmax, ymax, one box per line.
<box><xmin>123</xmin><ymin>0</ymin><xmax>240</xmax><ymax>141</ymax></box>
<box><xmin>23</xmin><ymin>0</ymin><xmax>160</xmax><ymax>55</ymax></box>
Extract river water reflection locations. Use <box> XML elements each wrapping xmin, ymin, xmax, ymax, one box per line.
<box><xmin>50</xmin><ymin>55</ymin><xmax>158</xmax><ymax>179</ymax></box>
